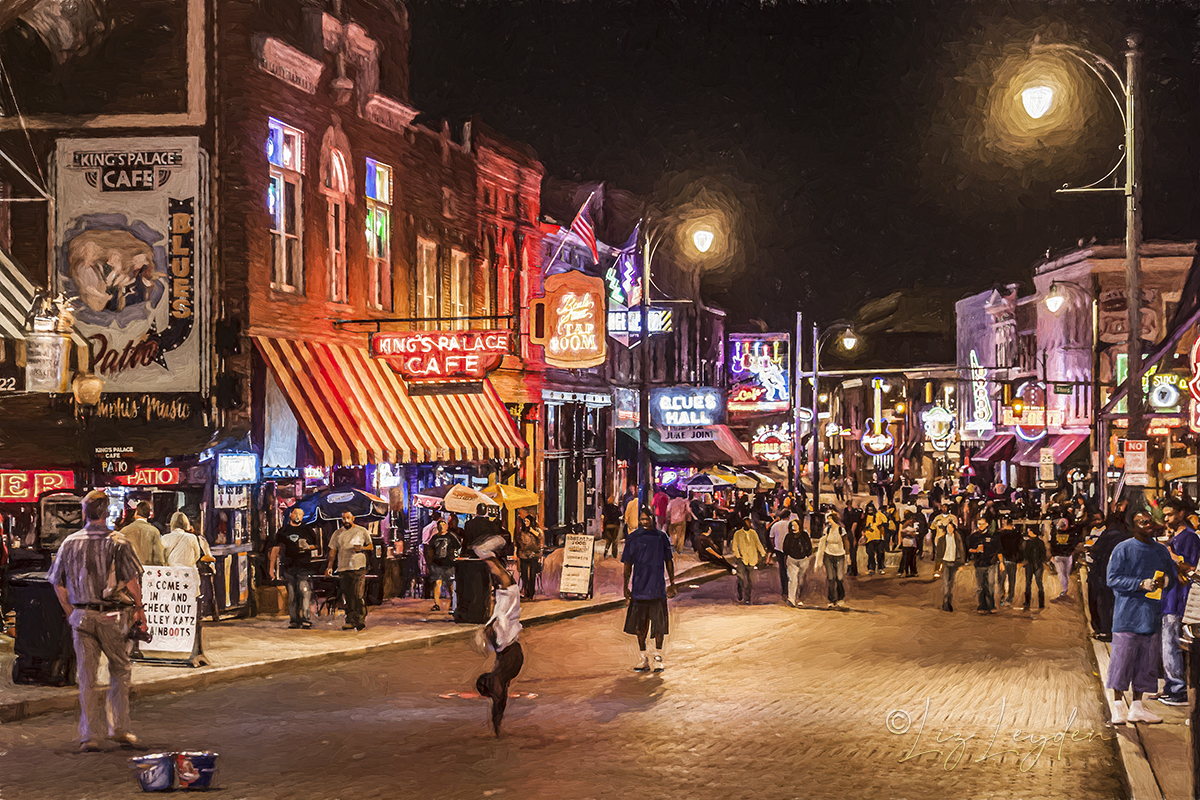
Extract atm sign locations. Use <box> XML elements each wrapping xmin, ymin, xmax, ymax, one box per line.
<box><xmin>0</xmin><ymin>470</ymin><xmax>75</xmax><ymax>503</ymax></box>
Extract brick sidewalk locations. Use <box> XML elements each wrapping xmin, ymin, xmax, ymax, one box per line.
<box><xmin>0</xmin><ymin>542</ymin><xmax>721</xmax><ymax>724</ymax></box>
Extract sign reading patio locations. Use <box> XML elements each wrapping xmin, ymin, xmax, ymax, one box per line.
<box><xmin>530</xmin><ymin>271</ymin><xmax>607</xmax><ymax>369</ymax></box>
<box><xmin>650</xmin><ymin>386</ymin><xmax>725</xmax><ymax>428</ymax></box>
<box><xmin>370</xmin><ymin>330</ymin><xmax>511</xmax><ymax>383</ymax></box>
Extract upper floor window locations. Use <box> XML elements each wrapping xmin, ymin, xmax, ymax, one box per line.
<box><xmin>450</xmin><ymin>249</ymin><xmax>470</xmax><ymax>330</ymax></box>
<box><xmin>326</xmin><ymin>148</ymin><xmax>348</xmax><ymax>303</ymax></box>
<box><xmin>417</xmin><ymin>238</ymin><xmax>438</xmax><ymax>322</ymax></box>
<box><xmin>365</xmin><ymin>159</ymin><xmax>393</xmax><ymax>310</ymax></box>
<box><xmin>268</xmin><ymin>119</ymin><xmax>305</xmax><ymax>292</ymax></box>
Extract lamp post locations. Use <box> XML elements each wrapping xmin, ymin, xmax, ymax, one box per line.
<box><xmin>809</xmin><ymin>322</ymin><xmax>857</xmax><ymax>526</ymax></box>
<box><xmin>1020</xmin><ymin>35</ymin><xmax>1146</xmax><ymax>455</ymax></box>
<box><xmin>637</xmin><ymin>222</ymin><xmax>717</xmax><ymax>507</ymax></box>
<box><xmin>1045</xmin><ymin>278</ymin><xmax>1103</xmax><ymax>505</ymax></box>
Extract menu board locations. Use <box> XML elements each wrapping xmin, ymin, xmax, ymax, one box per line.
<box><xmin>559</xmin><ymin>534</ymin><xmax>595</xmax><ymax>598</ymax></box>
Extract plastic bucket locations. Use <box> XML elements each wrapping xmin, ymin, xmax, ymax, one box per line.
<box><xmin>175</xmin><ymin>751</ymin><xmax>219</xmax><ymax>790</ymax></box>
<box><xmin>129</xmin><ymin>753</ymin><xmax>175</xmax><ymax>792</ymax></box>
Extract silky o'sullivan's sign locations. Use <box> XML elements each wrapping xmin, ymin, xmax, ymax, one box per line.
<box><xmin>530</xmin><ymin>271</ymin><xmax>607</xmax><ymax>369</ymax></box>
<box><xmin>370</xmin><ymin>330</ymin><xmax>511</xmax><ymax>383</ymax></box>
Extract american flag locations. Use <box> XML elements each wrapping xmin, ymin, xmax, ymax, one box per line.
<box><xmin>569</xmin><ymin>203</ymin><xmax>599</xmax><ymax>265</ymax></box>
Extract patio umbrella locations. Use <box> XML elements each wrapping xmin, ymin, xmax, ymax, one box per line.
<box><xmin>295</xmin><ymin>486</ymin><xmax>389</xmax><ymax>523</ymax></box>
<box><xmin>414</xmin><ymin>483</ymin><xmax>500</xmax><ymax>515</ymax></box>
<box><xmin>740</xmin><ymin>469</ymin><xmax>778</xmax><ymax>489</ymax></box>
<box><xmin>705</xmin><ymin>467</ymin><xmax>757</xmax><ymax>490</ymax></box>
<box><xmin>482</xmin><ymin>483</ymin><xmax>540</xmax><ymax>509</ymax></box>
<box><xmin>684</xmin><ymin>473</ymin><xmax>736</xmax><ymax>492</ymax></box>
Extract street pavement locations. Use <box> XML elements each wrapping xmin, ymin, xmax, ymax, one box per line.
<box><xmin>0</xmin><ymin>552</ymin><xmax>1126</xmax><ymax>800</ymax></box>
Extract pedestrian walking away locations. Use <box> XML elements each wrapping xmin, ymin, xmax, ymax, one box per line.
<box><xmin>1155</xmin><ymin>499</ymin><xmax>1198</xmax><ymax>707</ymax></box>
<box><xmin>1021</xmin><ymin>525</ymin><xmax>1048</xmax><ymax>611</ymax></box>
<box><xmin>967</xmin><ymin>517</ymin><xmax>1000</xmax><ymax>613</ymax></box>
<box><xmin>815</xmin><ymin>510</ymin><xmax>850</xmax><ymax>608</ymax></box>
<box><xmin>1105</xmin><ymin>510</ymin><xmax>1180</xmax><ymax>725</ymax></box>
<box><xmin>602</xmin><ymin>496</ymin><xmax>622</xmax><ymax>558</ymax></box>
<box><xmin>769</xmin><ymin>508</ymin><xmax>796</xmax><ymax>600</ymax></box>
<box><xmin>731</xmin><ymin>515</ymin><xmax>767</xmax><ymax>605</ymax></box>
<box><xmin>118</xmin><ymin>501</ymin><xmax>166</xmax><ymax>567</ymax></box>
<box><xmin>622</xmin><ymin>507</ymin><xmax>677</xmax><ymax>671</ymax></box>
<box><xmin>474</xmin><ymin>554</ymin><xmax>524</xmax><ymax>737</ymax></box>
<box><xmin>47</xmin><ymin>490</ymin><xmax>147</xmax><ymax>752</ymax></box>
<box><xmin>269</xmin><ymin>507</ymin><xmax>319</xmax><ymax>629</ymax></box>
<box><xmin>934</xmin><ymin>516</ymin><xmax>966</xmax><ymax>612</ymax></box>
<box><xmin>898</xmin><ymin>513</ymin><xmax>919</xmax><ymax>577</ymax></box>
<box><xmin>666</xmin><ymin>492</ymin><xmax>690</xmax><ymax>554</ymax></box>
<box><xmin>327</xmin><ymin>511</ymin><xmax>373</xmax><ymax>630</ymax></box>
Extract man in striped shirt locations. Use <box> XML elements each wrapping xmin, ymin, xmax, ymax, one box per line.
<box><xmin>48</xmin><ymin>490</ymin><xmax>146</xmax><ymax>752</ymax></box>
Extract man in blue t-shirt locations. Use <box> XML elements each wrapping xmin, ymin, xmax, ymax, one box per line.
<box><xmin>622</xmin><ymin>507</ymin><xmax>677</xmax><ymax>672</ymax></box>
<box><xmin>1105</xmin><ymin>510</ymin><xmax>1179</xmax><ymax>725</ymax></box>
<box><xmin>1158</xmin><ymin>499</ymin><xmax>1200</xmax><ymax>706</ymax></box>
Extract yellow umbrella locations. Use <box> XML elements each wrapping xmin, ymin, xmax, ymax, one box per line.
<box><xmin>705</xmin><ymin>467</ymin><xmax>756</xmax><ymax>490</ymax></box>
<box><xmin>483</xmin><ymin>483</ymin><xmax>540</xmax><ymax>509</ymax></box>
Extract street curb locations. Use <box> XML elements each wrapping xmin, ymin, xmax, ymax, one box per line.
<box><xmin>1079</xmin><ymin>567</ymin><xmax>1165</xmax><ymax>800</ymax></box>
<box><xmin>0</xmin><ymin>564</ymin><xmax>727</xmax><ymax>725</ymax></box>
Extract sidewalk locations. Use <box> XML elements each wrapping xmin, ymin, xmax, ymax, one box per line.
<box><xmin>0</xmin><ymin>542</ymin><xmax>723</xmax><ymax>724</ymax></box>
<box><xmin>1080</xmin><ymin>568</ymin><xmax>1191</xmax><ymax>800</ymax></box>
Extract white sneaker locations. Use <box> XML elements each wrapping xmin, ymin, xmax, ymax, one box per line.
<box><xmin>633</xmin><ymin>657</ymin><xmax>650</xmax><ymax>672</ymax></box>
<box><xmin>652</xmin><ymin>655</ymin><xmax>665</xmax><ymax>672</ymax></box>
<box><xmin>1128</xmin><ymin>701</ymin><xmax>1163</xmax><ymax>724</ymax></box>
<box><xmin>1111</xmin><ymin>700</ymin><xmax>1129</xmax><ymax>725</ymax></box>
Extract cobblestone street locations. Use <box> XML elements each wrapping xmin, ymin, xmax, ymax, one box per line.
<box><xmin>0</xmin><ymin>561</ymin><xmax>1124</xmax><ymax>800</ymax></box>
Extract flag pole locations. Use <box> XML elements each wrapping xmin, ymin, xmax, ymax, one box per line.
<box><xmin>544</xmin><ymin>190</ymin><xmax>596</xmax><ymax>272</ymax></box>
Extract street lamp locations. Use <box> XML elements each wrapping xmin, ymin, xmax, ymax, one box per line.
<box><xmin>637</xmin><ymin>220</ymin><xmax>718</xmax><ymax>507</ymax></box>
<box><xmin>806</xmin><ymin>322</ymin><xmax>858</xmax><ymax>524</ymax></box>
<box><xmin>1018</xmin><ymin>36</ymin><xmax>1146</xmax><ymax>450</ymax></box>
<box><xmin>1044</xmin><ymin>278</ymin><xmax>1103</xmax><ymax>505</ymax></box>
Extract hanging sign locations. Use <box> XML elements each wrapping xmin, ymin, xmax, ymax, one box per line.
<box><xmin>607</xmin><ymin>307</ymin><xmax>673</xmax><ymax>336</ymax></box>
<box><xmin>370</xmin><ymin>330</ymin><xmax>511</xmax><ymax>383</ymax></box>
<box><xmin>1039</xmin><ymin>448</ymin><xmax>1056</xmax><ymax>482</ymax></box>
<box><xmin>134</xmin><ymin>565</ymin><xmax>207</xmax><ymax>667</ymax></box>
<box><xmin>728</xmin><ymin>333</ymin><xmax>790</xmax><ymax>414</ymax></box>
<box><xmin>24</xmin><ymin>332</ymin><xmax>72</xmax><ymax>393</ymax></box>
<box><xmin>963</xmin><ymin>350</ymin><xmax>994</xmax><ymax>432</ymax></box>
<box><xmin>0</xmin><ymin>471</ymin><xmax>75</xmax><ymax>503</ymax></box>
<box><xmin>614</xmin><ymin>387</ymin><xmax>639</xmax><ymax>428</ymax></box>
<box><xmin>216</xmin><ymin>452</ymin><xmax>260</xmax><ymax>486</ymax></box>
<box><xmin>921</xmin><ymin>405</ymin><xmax>956</xmax><ymax>452</ymax></box>
<box><xmin>661</xmin><ymin>427</ymin><xmax>717</xmax><ymax>442</ymax></box>
<box><xmin>215</xmin><ymin>485</ymin><xmax>250</xmax><ymax>509</ymax></box>
<box><xmin>649</xmin><ymin>386</ymin><xmax>724</xmax><ymax>427</ymax></box>
<box><xmin>860</xmin><ymin>378</ymin><xmax>895</xmax><ymax>457</ymax></box>
<box><xmin>752</xmin><ymin>425</ymin><xmax>793</xmax><ymax>462</ymax></box>
<box><xmin>1124</xmin><ymin>440</ymin><xmax>1148</xmax><ymax>486</ymax></box>
<box><xmin>54</xmin><ymin>137</ymin><xmax>206</xmax><ymax>392</ymax></box>
<box><xmin>530</xmin><ymin>271</ymin><xmax>607</xmax><ymax>369</ymax></box>
<box><xmin>1189</xmin><ymin>336</ymin><xmax>1200</xmax><ymax>433</ymax></box>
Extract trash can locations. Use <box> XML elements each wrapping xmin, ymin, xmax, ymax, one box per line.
<box><xmin>453</xmin><ymin>558</ymin><xmax>493</xmax><ymax>624</ymax></box>
<box><xmin>10</xmin><ymin>572</ymin><xmax>75</xmax><ymax>686</ymax></box>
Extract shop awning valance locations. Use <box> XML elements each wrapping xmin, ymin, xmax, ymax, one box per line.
<box><xmin>1046</xmin><ymin>432</ymin><xmax>1089</xmax><ymax>464</ymax></box>
<box><xmin>973</xmin><ymin>433</ymin><xmax>1015</xmax><ymax>463</ymax></box>
<box><xmin>254</xmin><ymin>336</ymin><xmax>526</xmax><ymax>467</ymax></box>
<box><xmin>1012</xmin><ymin>436</ymin><xmax>1048</xmax><ymax>467</ymax></box>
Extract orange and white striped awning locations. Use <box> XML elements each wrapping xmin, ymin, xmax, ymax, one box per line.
<box><xmin>254</xmin><ymin>336</ymin><xmax>526</xmax><ymax>467</ymax></box>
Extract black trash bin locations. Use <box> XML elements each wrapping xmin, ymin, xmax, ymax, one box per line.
<box><xmin>453</xmin><ymin>558</ymin><xmax>493</xmax><ymax>624</ymax></box>
<box><xmin>10</xmin><ymin>572</ymin><xmax>75</xmax><ymax>686</ymax></box>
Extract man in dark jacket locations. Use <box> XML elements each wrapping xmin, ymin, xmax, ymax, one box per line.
<box><xmin>997</xmin><ymin>515</ymin><xmax>1023</xmax><ymax>607</ymax></box>
<box><xmin>1021</xmin><ymin>526</ymin><xmax>1049</xmax><ymax>611</ymax></box>
<box><xmin>966</xmin><ymin>517</ymin><xmax>1001</xmax><ymax>613</ymax></box>
<box><xmin>1085</xmin><ymin>514</ymin><xmax>1132</xmax><ymax>638</ymax></box>
<box><xmin>842</xmin><ymin>501</ymin><xmax>863</xmax><ymax>576</ymax></box>
<box><xmin>462</xmin><ymin>504</ymin><xmax>500</xmax><ymax>556</ymax></box>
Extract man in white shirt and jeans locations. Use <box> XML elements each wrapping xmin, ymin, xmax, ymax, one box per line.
<box><xmin>327</xmin><ymin>511</ymin><xmax>373</xmax><ymax>631</ymax></box>
<box><xmin>769</xmin><ymin>509</ymin><xmax>796</xmax><ymax>601</ymax></box>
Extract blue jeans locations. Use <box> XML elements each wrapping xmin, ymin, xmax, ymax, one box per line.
<box><xmin>999</xmin><ymin>556</ymin><xmax>1019</xmax><ymax>604</ymax></box>
<box><xmin>1163</xmin><ymin>613</ymin><xmax>1186</xmax><ymax>696</ymax></box>
<box><xmin>282</xmin><ymin>568</ymin><xmax>312</xmax><ymax>625</ymax></box>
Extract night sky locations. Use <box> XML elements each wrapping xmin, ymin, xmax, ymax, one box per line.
<box><xmin>407</xmin><ymin>0</ymin><xmax>1200</xmax><ymax>332</ymax></box>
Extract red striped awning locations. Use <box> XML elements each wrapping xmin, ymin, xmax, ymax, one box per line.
<box><xmin>254</xmin><ymin>336</ymin><xmax>526</xmax><ymax>467</ymax></box>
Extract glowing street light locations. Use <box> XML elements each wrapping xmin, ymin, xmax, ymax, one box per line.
<box><xmin>1021</xmin><ymin>85</ymin><xmax>1054</xmax><ymax>119</ymax></box>
<box><xmin>841</xmin><ymin>331</ymin><xmax>858</xmax><ymax>351</ymax></box>
<box><xmin>1045</xmin><ymin>285</ymin><xmax>1067</xmax><ymax>314</ymax></box>
<box><xmin>693</xmin><ymin>228</ymin><xmax>714</xmax><ymax>253</ymax></box>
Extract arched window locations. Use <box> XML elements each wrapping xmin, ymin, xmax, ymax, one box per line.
<box><xmin>326</xmin><ymin>147</ymin><xmax>348</xmax><ymax>303</ymax></box>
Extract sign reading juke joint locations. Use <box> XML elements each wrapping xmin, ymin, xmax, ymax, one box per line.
<box><xmin>54</xmin><ymin>137</ymin><xmax>206</xmax><ymax>392</ymax></box>
<box><xmin>371</xmin><ymin>330</ymin><xmax>510</xmax><ymax>383</ymax></box>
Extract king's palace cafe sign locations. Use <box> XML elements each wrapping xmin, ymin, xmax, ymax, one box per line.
<box><xmin>370</xmin><ymin>330</ymin><xmax>511</xmax><ymax>384</ymax></box>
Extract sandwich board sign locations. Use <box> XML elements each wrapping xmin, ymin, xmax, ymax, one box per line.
<box><xmin>559</xmin><ymin>533</ymin><xmax>595</xmax><ymax>599</ymax></box>
<box><xmin>134</xmin><ymin>565</ymin><xmax>208</xmax><ymax>667</ymax></box>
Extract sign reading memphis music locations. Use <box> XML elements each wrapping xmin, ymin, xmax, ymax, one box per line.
<box><xmin>55</xmin><ymin>137</ymin><xmax>205</xmax><ymax>393</ymax></box>
<box><xmin>370</xmin><ymin>330</ymin><xmax>511</xmax><ymax>382</ymax></box>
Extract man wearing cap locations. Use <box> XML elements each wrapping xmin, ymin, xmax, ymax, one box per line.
<box><xmin>48</xmin><ymin>490</ymin><xmax>147</xmax><ymax>752</ymax></box>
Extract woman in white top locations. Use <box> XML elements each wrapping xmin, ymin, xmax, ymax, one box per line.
<box><xmin>161</xmin><ymin>512</ymin><xmax>212</xmax><ymax>568</ymax></box>
<box><xmin>816</xmin><ymin>510</ymin><xmax>851</xmax><ymax>608</ymax></box>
